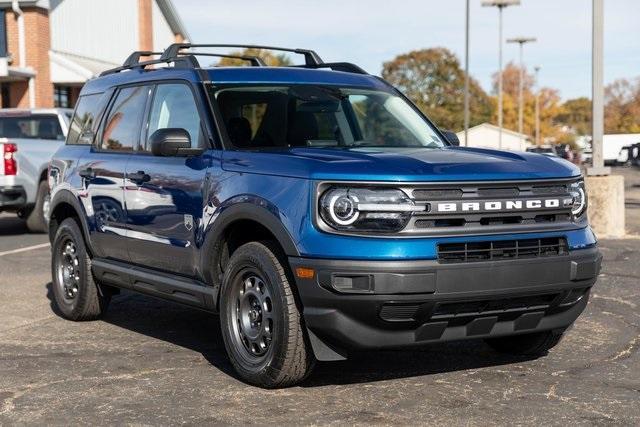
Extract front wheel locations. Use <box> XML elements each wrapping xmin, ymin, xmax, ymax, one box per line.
<box><xmin>220</xmin><ymin>241</ymin><xmax>315</xmax><ymax>388</ymax></box>
<box><xmin>484</xmin><ymin>330</ymin><xmax>565</xmax><ymax>356</ymax></box>
<box><xmin>51</xmin><ymin>218</ymin><xmax>110</xmax><ymax>320</ymax></box>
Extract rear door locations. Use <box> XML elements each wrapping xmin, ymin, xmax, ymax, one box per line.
<box><xmin>124</xmin><ymin>82</ymin><xmax>212</xmax><ymax>275</ymax></box>
<box><xmin>80</xmin><ymin>85</ymin><xmax>151</xmax><ymax>261</ymax></box>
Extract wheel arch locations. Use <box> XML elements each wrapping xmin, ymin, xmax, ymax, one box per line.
<box><xmin>200</xmin><ymin>202</ymin><xmax>301</xmax><ymax>307</ymax></box>
<box><xmin>48</xmin><ymin>189</ymin><xmax>94</xmax><ymax>255</ymax></box>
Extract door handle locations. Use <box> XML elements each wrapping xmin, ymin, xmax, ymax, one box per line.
<box><xmin>78</xmin><ymin>167</ymin><xmax>96</xmax><ymax>180</ymax></box>
<box><xmin>127</xmin><ymin>170</ymin><xmax>151</xmax><ymax>185</ymax></box>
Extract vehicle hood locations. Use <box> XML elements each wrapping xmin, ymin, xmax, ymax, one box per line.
<box><xmin>221</xmin><ymin>146</ymin><xmax>581</xmax><ymax>182</ymax></box>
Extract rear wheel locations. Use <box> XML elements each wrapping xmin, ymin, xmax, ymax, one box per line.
<box><xmin>51</xmin><ymin>218</ymin><xmax>110</xmax><ymax>320</ymax></box>
<box><xmin>25</xmin><ymin>180</ymin><xmax>49</xmax><ymax>233</ymax></box>
<box><xmin>220</xmin><ymin>241</ymin><xmax>315</xmax><ymax>388</ymax></box>
<box><xmin>484</xmin><ymin>330</ymin><xmax>564</xmax><ymax>356</ymax></box>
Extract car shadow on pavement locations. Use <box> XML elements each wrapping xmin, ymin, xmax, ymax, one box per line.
<box><xmin>45</xmin><ymin>283</ymin><xmax>537</xmax><ymax>387</ymax></box>
<box><xmin>0</xmin><ymin>216</ymin><xmax>30</xmax><ymax>236</ymax></box>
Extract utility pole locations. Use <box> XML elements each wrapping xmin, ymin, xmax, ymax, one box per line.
<box><xmin>463</xmin><ymin>0</ymin><xmax>470</xmax><ymax>146</ymax></box>
<box><xmin>482</xmin><ymin>0</ymin><xmax>520</xmax><ymax>150</ymax></box>
<box><xmin>507</xmin><ymin>37</ymin><xmax>536</xmax><ymax>144</ymax></box>
<box><xmin>587</xmin><ymin>0</ymin><xmax>610</xmax><ymax>175</ymax></box>
<box><xmin>534</xmin><ymin>65</ymin><xmax>541</xmax><ymax>146</ymax></box>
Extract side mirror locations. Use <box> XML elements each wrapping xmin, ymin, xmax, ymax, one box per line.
<box><xmin>441</xmin><ymin>129</ymin><xmax>460</xmax><ymax>146</ymax></box>
<box><xmin>149</xmin><ymin>128</ymin><xmax>204</xmax><ymax>157</ymax></box>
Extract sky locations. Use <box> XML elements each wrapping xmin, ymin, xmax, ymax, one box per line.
<box><xmin>173</xmin><ymin>0</ymin><xmax>640</xmax><ymax>100</ymax></box>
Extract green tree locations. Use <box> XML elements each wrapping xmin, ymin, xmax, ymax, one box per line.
<box><xmin>216</xmin><ymin>48</ymin><xmax>292</xmax><ymax>67</ymax></box>
<box><xmin>381</xmin><ymin>48</ymin><xmax>493</xmax><ymax>131</ymax></box>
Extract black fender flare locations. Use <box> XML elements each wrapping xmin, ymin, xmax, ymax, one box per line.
<box><xmin>48</xmin><ymin>189</ymin><xmax>95</xmax><ymax>254</ymax></box>
<box><xmin>199</xmin><ymin>201</ymin><xmax>300</xmax><ymax>285</ymax></box>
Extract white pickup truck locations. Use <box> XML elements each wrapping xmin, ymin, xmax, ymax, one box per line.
<box><xmin>0</xmin><ymin>108</ymin><xmax>72</xmax><ymax>232</ymax></box>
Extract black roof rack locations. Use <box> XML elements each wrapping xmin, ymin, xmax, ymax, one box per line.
<box><xmin>192</xmin><ymin>53</ymin><xmax>266</xmax><ymax>67</ymax></box>
<box><xmin>99</xmin><ymin>43</ymin><xmax>368</xmax><ymax>76</ymax></box>
<box><xmin>122</xmin><ymin>51</ymin><xmax>163</xmax><ymax>67</ymax></box>
<box><xmin>161</xmin><ymin>43</ymin><xmax>325</xmax><ymax>66</ymax></box>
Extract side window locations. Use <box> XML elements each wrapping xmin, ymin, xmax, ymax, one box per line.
<box><xmin>240</xmin><ymin>103</ymin><xmax>267</xmax><ymax>138</ymax></box>
<box><xmin>101</xmin><ymin>86</ymin><xmax>149</xmax><ymax>152</ymax></box>
<box><xmin>67</xmin><ymin>93</ymin><xmax>103</xmax><ymax>145</ymax></box>
<box><xmin>145</xmin><ymin>84</ymin><xmax>202</xmax><ymax>150</ymax></box>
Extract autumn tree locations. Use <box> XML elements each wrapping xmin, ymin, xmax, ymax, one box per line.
<box><xmin>381</xmin><ymin>48</ymin><xmax>494</xmax><ymax>131</ymax></box>
<box><xmin>604</xmin><ymin>77</ymin><xmax>640</xmax><ymax>134</ymax></box>
<box><xmin>216</xmin><ymin>48</ymin><xmax>292</xmax><ymax>67</ymax></box>
<box><xmin>555</xmin><ymin>97</ymin><xmax>591</xmax><ymax>136</ymax></box>
<box><xmin>492</xmin><ymin>62</ymin><xmax>564</xmax><ymax>143</ymax></box>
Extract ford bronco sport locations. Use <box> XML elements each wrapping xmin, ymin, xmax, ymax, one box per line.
<box><xmin>47</xmin><ymin>44</ymin><xmax>601</xmax><ymax>388</ymax></box>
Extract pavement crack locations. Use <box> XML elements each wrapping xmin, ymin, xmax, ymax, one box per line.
<box><xmin>592</xmin><ymin>294</ymin><xmax>637</xmax><ymax>309</ymax></box>
<box><xmin>607</xmin><ymin>335</ymin><xmax>640</xmax><ymax>362</ymax></box>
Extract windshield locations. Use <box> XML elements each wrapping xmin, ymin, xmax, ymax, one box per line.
<box><xmin>0</xmin><ymin>114</ymin><xmax>64</xmax><ymax>140</ymax></box>
<box><xmin>212</xmin><ymin>85</ymin><xmax>445</xmax><ymax>149</ymax></box>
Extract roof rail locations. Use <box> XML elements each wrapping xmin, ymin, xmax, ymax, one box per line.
<box><xmin>99</xmin><ymin>55</ymin><xmax>199</xmax><ymax>76</ymax></box>
<box><xmin>161</xmin><ymin>43</ymin><xmax>324</xmax><ymax>66</ymax></box>
<box><xmin>292</xmin><ymin>62</ymin><xmax>368</xmax><ymax>75</ymax></box>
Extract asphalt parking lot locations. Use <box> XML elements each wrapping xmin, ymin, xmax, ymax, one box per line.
<box><xmin>1</xmin><ymin>168</ymin><xmax>639</xmax><ymax>426</ymax></box>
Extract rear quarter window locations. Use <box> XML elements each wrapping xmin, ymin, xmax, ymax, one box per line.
<box><xmin>67</xmin><ymin>93</ymin><xmax>107</xmax><ymax>145</ymax></box>
<box><xmin>0</xmin><ymin>114</ymin><xmax>64</xmax><ymax>140</ymax></box>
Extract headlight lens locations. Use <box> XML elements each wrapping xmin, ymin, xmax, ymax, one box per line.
<box><xmin>319</xmin><ymin>187</ymin><xmax>423</xmax><ymax>232</ymax></box>
<box><xmin>568</xmin><ymin>180</ymin><xmax>587</xmax><ymax>217</ymax></box>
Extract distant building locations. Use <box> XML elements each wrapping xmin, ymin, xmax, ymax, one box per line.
<box><xmin>457</xmin><ymin>123</ymin><xmax>530</xmax><ymax>152</ymax></box>
<box><xmin>0</xmin><ymin>0</ymin><xmax>189</xmax><ymax>109</ymax></box>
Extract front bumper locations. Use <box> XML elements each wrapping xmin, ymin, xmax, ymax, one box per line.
<box><xmin>0</xmin><ymin>186</ymin><xmax>27</xmax><ymax>211</ymax></box>
<box><xmin>289</xmin><ymin>246</ymin><xmax>601</xmax><ymax>359</ymax></box>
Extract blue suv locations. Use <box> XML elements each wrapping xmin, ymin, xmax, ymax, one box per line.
<box><xmin>48</xmin><ymin>44</ymin><xmax>601</xmax><ymax>388</ymax></box>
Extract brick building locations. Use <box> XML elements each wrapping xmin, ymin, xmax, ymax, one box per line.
<box><xmin>0</xmin><ymin>0</ymin><xmax>189</xmax><ymax>109</ymax></box>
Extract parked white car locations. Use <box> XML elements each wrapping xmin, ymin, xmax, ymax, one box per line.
<box><xmin>0</xmin><ymin>108</ymin><xmax>72</xmax><ymax>231</ymax></box>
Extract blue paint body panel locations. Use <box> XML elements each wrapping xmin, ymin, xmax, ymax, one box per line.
<box><xmin>51</xmin><ymin>64</ymin><xmax>596</xmax><ymax>284</ymax></box>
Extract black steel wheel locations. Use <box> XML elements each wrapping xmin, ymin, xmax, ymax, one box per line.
<box><xmin>230</xmin><ymin>272</ymin><xmax>275</xmax><ymax>361</ymax></box>
<box><xmin>220</xmin><ymin>241</ymin><xmax>315</xmax><ymax>388</ymax></box>
<box><xmin>56</xmin><ymin>239</ymin><xmax>81</xmax><ymax>301</ymax></box>
<box><xmin>51</xmin><ymin>218</ymin><xmax>110</xmax><ymax>320</ymax></box>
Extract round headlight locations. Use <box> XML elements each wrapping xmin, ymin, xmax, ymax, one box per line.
<box><xmin>569</xmin><ymin>181</ymin><xmax>587</xmax><ymax>217</ymax></box>
<box><xmin>328</xmin><ymin>192</ymin><xmax>359</xmax><ymax>225</ymax></box>
<box><xmin>319</xmin><ymin>187</ymin><xmax>421</xmax><ymax>232</ymax></box>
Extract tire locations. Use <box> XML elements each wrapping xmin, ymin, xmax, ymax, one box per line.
<box><xmin>51</xmin><ymin>217</ymin><xmax>110</xmax><ymax>320</ymax></box>
<box><xmin>220</xmin><ymin>241</ymin><xmax>315</xmax><ymax>388</ymax></box>
<box><xmin>484</xmin><ymin>330</ymin><xmax>564</xmax><ymax>356</ymax></box>
<box><xmin>26</xmin><ymin>180</ymin><xmax>49</xmax><ymax>233</ymax></box>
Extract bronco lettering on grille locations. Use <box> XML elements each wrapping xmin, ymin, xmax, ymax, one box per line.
<box><xmin>435</xmin><ymin>198</ymin><xmax>567</xmax><ymax>213</ymax></box>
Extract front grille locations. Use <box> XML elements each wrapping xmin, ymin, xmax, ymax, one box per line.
<box><xmin>431</xmin><ymin>293</ymin><xmax>559</xmax><ymax>319</ymax></box>
<box><xmin>378</xmin><ymin>290</ymin><xmax>586</xmax><ymax>325</ymax></box>
<box><xmin>437</xmin><ymin>237</ymin><xmax>568</xmax><ymax>264</ymax></box>
<box><xmin>379</xmin><ymin>304</ymin><xmax>421</xmax><ymax>322</ymax></box>
<box><xmin>402</xmin><ymin>179</ymin><xmax>580</xmax><ymax>236</ymax></box>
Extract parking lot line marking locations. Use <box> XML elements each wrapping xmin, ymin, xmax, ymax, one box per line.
<box><xmin>0</xmin><ymin>243</ymin><xmax>50</xmax><ymax>257</ymax></box>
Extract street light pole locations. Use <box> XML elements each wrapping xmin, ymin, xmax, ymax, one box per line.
<box><xmin>507</xmin><ymin>37</ymin><xmax>536</xmax><ymax>143</ymax></box>
<box><xmin>587</xmin><ymin>0</ymin><xmax>610</xmax><ymax>176</ymax></box>
<box><xmin>534</xmin><ymin>65</ymin><xmax>541</xmax><ymax>146</ymax></box>
<box><xmin>482</xmin><ymin>0</ymin><xmax>521</xmax><ymax>150</ymax></box>
<box><xmin>463</xmin><ymin>0</ymin><xmax>470</xmax><ymax>146</ymax></box>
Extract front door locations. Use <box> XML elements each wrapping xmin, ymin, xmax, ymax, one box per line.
<box><xmin>82</xmin><ymin>85</ymin><xmax>150</xmax><ymax>261</ymax></box>
<box><xmin>125</xmin><ymin>82</ymin><xmax>213</xmax><ymax>276</ymax></box>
